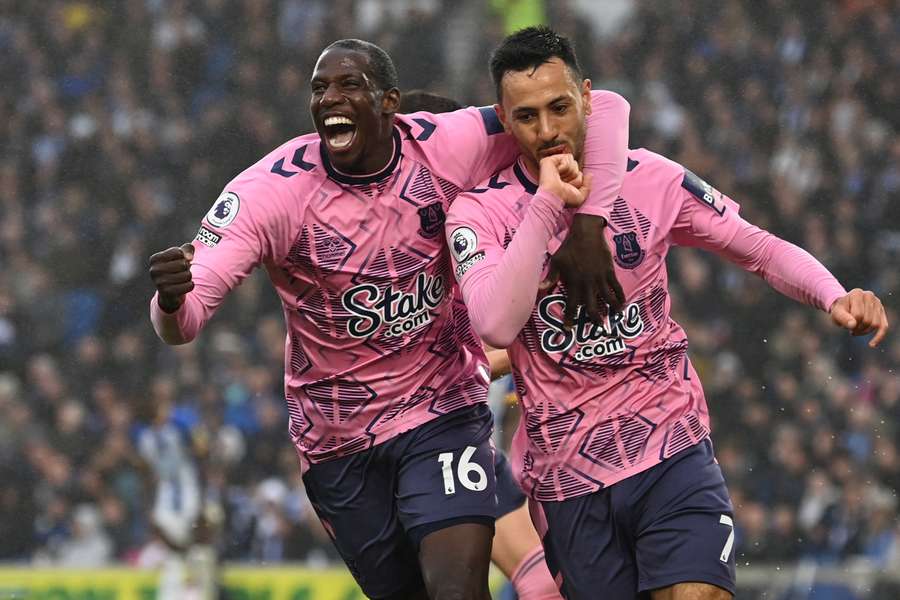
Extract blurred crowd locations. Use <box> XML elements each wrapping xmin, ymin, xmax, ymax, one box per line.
<box><xmin>0</xmin><ymin>0</ymin><xmax>898</xmax><ymax>580</ymax></box>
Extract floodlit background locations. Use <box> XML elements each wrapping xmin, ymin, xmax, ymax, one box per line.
<box><xmin>0</xmin><ymin>0</ymin><xmax>898</xmax><ymax>598</ymax></box>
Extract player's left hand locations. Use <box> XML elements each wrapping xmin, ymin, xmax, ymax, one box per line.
<box><xmin>541</xmin><ymin>214</ymin><xmax>626</xmax><ymax>327</ymax></box>
<box><xmin>829</xmin><ymin>288</ymin><xmax>889</xmax><ymax>348</ymax></box>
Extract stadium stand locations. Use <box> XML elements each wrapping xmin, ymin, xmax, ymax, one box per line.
<box><xmin>0</xmin><ymin>0</ymin><xmax>897</xmax><ymax>597</ymax></box>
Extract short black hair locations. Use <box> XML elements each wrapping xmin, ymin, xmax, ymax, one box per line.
<box><xmin>489</xmin><ymin>26</ymin><xmax>582</xmax><ymax>100</ymax></box>
<box><xmin>324</xmin><ymin>39</ymin><xmax>400</xmax><ymax>91</ymax></box>
<box><xmin>399</xmin><ymin>90</ymin><xmax>463</xmax><ymax>113</ymax></box>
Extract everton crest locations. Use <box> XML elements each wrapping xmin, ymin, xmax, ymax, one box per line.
<box><xmin>418</xmin><ymin>202</ymin><xmax>445</xmax><ymax>239</ymax></box>
<box><xmin>613</xmin><ymin>231</ymin><xmax>645</xmax><ymax>269</ymax></box>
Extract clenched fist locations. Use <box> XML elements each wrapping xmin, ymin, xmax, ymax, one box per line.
<box><xmin>538</xmin><ymin>153</ymin><xmax>593</xmax><ymax>208</ymax></box>
<box><xmin>149</xmin><ymin>243</ymin><xmax>195</xmax><ymax>313</ymax></box>
<box><xmin>830</xmin><ymin>288</ymin><xmax>889</xmax><ymax>348</ymax></box>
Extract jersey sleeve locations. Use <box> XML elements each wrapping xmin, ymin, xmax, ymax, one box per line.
<box><xmin>669</xmin><ymin>168</ymin><xmax>744</xmax><ymax>252</ymax></box>
<box><xmin>150</xmin><ymin>171</ymin><xmax>286</xmax><ymax>344</ymax></box>
<box><xmin>413</xmin><ymin>107</ymin><xmax>520</xmax><ymax>191</ymax></box>
<box><xmin>578</xmin><ymin>90</ymin><xmax>630</xmax><ymax>221</ymax></box>
<box><xmin>671</xmin><ymin>169</ymin><xmax>846</xmax><ymax>312</ymax></box>
<box><xmin>446</xmin><ymin>190</ymin><xmax>565</xmax><ymax>348</ymax></box>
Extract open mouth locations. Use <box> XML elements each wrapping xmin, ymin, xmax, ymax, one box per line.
<box><xmin>322</xmin><ymin>116</ymin><xmax>357</xmax><ymax>151</ymax></box>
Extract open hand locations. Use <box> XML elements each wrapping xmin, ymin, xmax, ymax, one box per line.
<box><xmin>540</xmin><ymin>214</ymin><xmax>625</xmax><ymax>327</ymax></box>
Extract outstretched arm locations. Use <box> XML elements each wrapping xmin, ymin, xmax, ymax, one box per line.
<box><xmin>718</xmin><ymin>225</ymin><xmax>888</xmax><ymax>346</ymax></box>
<box><xmin>671</xmin><ymin>171</ymin><xmax>888</xmax><ymax>347</ymax></box>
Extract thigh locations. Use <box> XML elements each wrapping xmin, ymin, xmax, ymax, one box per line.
<box><xmin>419</xmin><ymin>522</ymin><xmax>494</xmax><ymax>600</ymax></box>
<box><xmin>651</xmin><ymin>582</ymin><xmax>733</xmax><ymax>600</ymax></box>
<box><xmin>536</xmin><ymin>493</ymin><xmax>640</xmax><ymax>600</ymax></box>
<box><xmin>632</xmin><ymin>440</ymin><xmax>736</xmax><ymax>597</ymax></box>
<box><xmin>303</xmin><ymin>449</ymin><xmax>424</xmax><ymax>599</ymax></box>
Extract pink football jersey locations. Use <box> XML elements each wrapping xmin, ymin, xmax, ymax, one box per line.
<box><xmin>151</xmin><ymin>108</ymin><xmax>514</xmax><ymax>470</ymax></box>
<box><xmin>447</xmin><ymin>149</ymin><xmax>847</xmax><ymax>501</ymax></box>
<box><xmin>150</xmin><ymin>92</ymin><xmax>629</xmax><ymax>471</ymax></box>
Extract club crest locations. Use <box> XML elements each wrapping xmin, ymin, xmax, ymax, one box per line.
<box><xmin>418</xmin><ymin>202</ymin><xmax>445</xmax><ymax>239</ymax></box>
<box><xmin>613</xmin><ymin>232</ymin><xmax>645</xmax><ymax>269</ymax></box>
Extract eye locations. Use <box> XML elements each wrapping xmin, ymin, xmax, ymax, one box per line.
<box><xmin>311</xmin><ymin>83</ymin><xmax>326</xmax><ymax>94</ymax></box>
<box><xmin>343</xmin><ymin>79</ymin><xmax>361</xmax><ymax>90</ymax></box>
<box><xmin>553</xmin><ymin>104</ymin><xmax>568</xmax><ymax>114</ymax></box>
<box><xmin>517</xmin><ymin>113</ymin><xmax>535</xmax><ymax>123</ymax></box>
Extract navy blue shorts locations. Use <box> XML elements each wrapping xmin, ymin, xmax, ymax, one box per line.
<box><xmin>534</xmin><ymin>439</ymin><xmax>736</xmax><ymax>599</ymax></box>
<box><xmin>495</xmin><ymin>450</ymin><xmax>527</xmax><ymax>518</ymax></box>
<box><xmin>303</xmin><ymin>403</ymin><xmax>498</xmax><ymax>599</ymax></box>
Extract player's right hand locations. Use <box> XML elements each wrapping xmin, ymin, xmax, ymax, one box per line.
<box><xmin>149</xmin><ymin>243</ymin><xmax>195</xmax><ymax>313</ymax></box>
<box><xmin>538</xmin><ymin>154</ymin><xmax>592</xmax><ymax>208</ymax></box>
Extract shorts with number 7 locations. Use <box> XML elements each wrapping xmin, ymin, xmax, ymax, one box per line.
<box><xmin>532</xmin><ymin>439</ymin><xmax>736</xmax><ymax>598</ymax></box>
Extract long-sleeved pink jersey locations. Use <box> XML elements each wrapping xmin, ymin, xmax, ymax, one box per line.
<box><xmin>446</xmin><ymin>149</ymin><xmax>847</xmax><ymax>502</ymax></box>
<box><xmin>150</xmin><ymin>93</ymin><xmax>630</xmax><ymax>471</ymax></box>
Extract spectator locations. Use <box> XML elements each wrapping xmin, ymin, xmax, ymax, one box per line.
<box><xmin>0</xmin><ymin>0</ymin><xmax>895</xmax><ymax>573</ymax></box>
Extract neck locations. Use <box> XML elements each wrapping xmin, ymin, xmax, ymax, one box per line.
<box><xmin>342</xmin><ymin>118</ymin><xmax>396</xmax><ymax>175</ymax></box>
<box><xmin>356</xmin><ymin>137</ymin><xmax>395</xmax><ymax>175</ymax></box>
<box><xmin>523</xmin><ymin>155</ymin><xmax>540</xmax><ymax>181</ymax></box>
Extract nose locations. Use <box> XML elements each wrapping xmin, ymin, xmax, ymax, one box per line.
<box><xmin>320</xmin><ymin>83</ymin><xmax>344</xmax><ymax>107</ymax></box>
<box><xmin>536</xmin><ymin>112</ymin><xmax>557</xmax><ymax>143</ymax></box>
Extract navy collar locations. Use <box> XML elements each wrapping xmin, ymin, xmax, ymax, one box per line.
<box><xmin>319</xmin><ymin>127</ymin><xmax>402</xmax><ymax>186</ymax></box>
<box><xmin>513</xmin><ymin>158</ymin><xmax>538</xmax><ymax>195</ymax></box>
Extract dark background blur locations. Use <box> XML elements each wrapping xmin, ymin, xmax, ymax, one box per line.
<box><xmin>0</xmin><ymin>0</ymin><xmax>898</xmax><ymax>595</ymax></box>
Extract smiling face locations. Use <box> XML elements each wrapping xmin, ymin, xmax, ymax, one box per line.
<box><xmin>495</xmin><ymin>58</ymin><xmax>592</xmax><ymax>178</ymax></box>
<box><xmin>309</xmin><ymin>48</ymin><xmax>400</xmax><ymax>174</ymax></box>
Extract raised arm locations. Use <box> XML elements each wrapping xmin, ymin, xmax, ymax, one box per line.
<box><xmin>543</xmin><ymin>90</ymin><xmax>630</xmax><ymax>325</ymax></box>
<box><xmin>448</xmin><ymin>155</ymin><xmax>590</xmax><ymax>348</ymax></box>
<box><xmin>149</xmin><ymin>179</ymin><xmax>273</xmax><ymax>344</ymax></box>
<box><xmin>578</xmin><ymin>90</ymin><xmax>630</xmax><ymax>222</ymax></box>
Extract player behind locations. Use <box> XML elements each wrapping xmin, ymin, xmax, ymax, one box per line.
<box><xmin>134</xmin><ymin>396</ymin><xmax>218</xmax><ymax>600</ymax></box>
<box><xmin>148</xmin><ymin>39</ymin><xmax>629</xmax><ymax>599</ymax></box>
<box><xmin>446</xmin><ymin>26</ymin><xmax>889</xmax><ymax>600</ymax></box>
<box><xmin>400</xmin><ymin>89</ymin><xmax>561</xmax><ymax>600</ymax></box>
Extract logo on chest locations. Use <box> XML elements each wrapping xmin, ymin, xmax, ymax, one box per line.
<box><xmin>341</xmin><ymin>272</ymin><xmax>446</xmax><ymax>338</ymax></box>
<box><xmin>538</xmin><ymin>298</ymin><xmax>645</xmax><ymax>361</ymax></box>
<box><xmin>613</xmin><ymin>232</ymin><xmax>645</xmax><ymax>269</ymax></box>
<box><xmin>418</xmin><ymin>202</ymin><xmax>446</xmax><ymax>239</ymax></box>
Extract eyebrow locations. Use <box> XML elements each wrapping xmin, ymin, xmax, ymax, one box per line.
<box><xmin>311</xmin><ymin>73</ymin><xmax>364</xmax><ymax>84</ymax></box>
<box><xmin>511</xmin><ymin>94</ymin><xmax>570</xmax><ymax>114</ymax></box>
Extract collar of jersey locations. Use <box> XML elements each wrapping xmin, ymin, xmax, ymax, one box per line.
<box><xmin>513</xmin><ymin>157</ymin><xmax>538</xmax><ymax>195</ymax></box>
<box><xmin>319</xmin><ymin>127</ymin><xmax>402</xmax><ymax>186</ymax></box>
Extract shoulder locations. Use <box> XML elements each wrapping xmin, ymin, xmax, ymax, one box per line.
<box><xmin>449</xmin><ymin>164</ymin><xmax>523</xmax><ymax>219</ymax></box>
<box><xmin>238</xmin><ymin>131</ymin><xmax>325</xmax><ymax>188</ymax></box>
<box><xmin>618</xmin><ymin>149</ymin><xmax>689</xmax><ymax>200</ymax></box>
<box><xmin>625</xmin><ymin>149</ymin><xmax>734</xmax><ymax>212</ymax></box>
<box><xmin>222</xmin><ymin>133</ymin><xmax>326</xmax><ymax>211</ymax></box>
<box><xmin>624</xmin><ymin>149</ymin><xmax>684</xmax><ymax>182</ymax></box>
<box><xmin>396</xmin><ymin>106</ymin><xmax>504</xmax><ymax>146</ymax></box>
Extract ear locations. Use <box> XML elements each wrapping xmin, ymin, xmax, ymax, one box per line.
<box><xmin>382</xmin><ymin>87</ymin><xmax>401</xmax><ymax>115</ymax></box>
<box><xmin>494</xmin><ymin>103</ymin><xmax>509</xmax><ymax>132</ymax></box>
<box><xmin>582</xmin><ymin>79</ymin><xmax>593</xmax><ymax>116</ymax></box>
